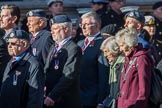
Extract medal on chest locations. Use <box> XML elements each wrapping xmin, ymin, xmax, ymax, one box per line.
<box><xmin>54</xmin><ymin>60</ymin><xmax>59</xmax><ymax>70</ymax></box>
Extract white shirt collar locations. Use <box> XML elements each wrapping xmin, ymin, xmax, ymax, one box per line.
<box><xmin>86</xmin><ymin>32</ymin><xmax>100</xmax><ymax>41</ymax></box>
<box><xmin>57</xmin><ymin>36</ymin><xmax>72</xmax><ymax>50</ymax></box>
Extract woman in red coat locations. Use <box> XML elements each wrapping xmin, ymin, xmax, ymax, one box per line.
<box><xmin>115</xmin><ymin>28</ymin><xmax>152</xmax><ymax>108</ymax></box>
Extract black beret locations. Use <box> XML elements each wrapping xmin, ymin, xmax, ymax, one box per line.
<box><xmin>26</xmin><ymin>9</ymin><xmax>46</xmax><ymax>18</ymax></box>
<box><xmin>8</xmin><ymin>30</ymin><xmax>30</xmax><ymax>41</ymax></box>
<box><xmin>125</xmin><ymin>11</ymin><xmax>145</xmax><ymax>24</ymax></box>
<box><xmin>152</xmin><ymin>1</ymin><xmax>162</xmax><ymax>10</ymax></box>
<box><xmin>101</xmin><ymin>24</ymin><xmax>118</xmax><ymax>36</ymax></box>
<box><xmin>50</xmin><ymin>14</ymin><xmax>71</xmax><ymax>24</ymax></box>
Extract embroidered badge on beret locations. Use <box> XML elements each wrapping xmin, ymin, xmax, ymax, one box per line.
<box><xmin>129</xmin><ymin>12</ymin><xmax>134</xmax><ymax>17</ymax></box>
<box><xmin>10</xmin><ymin>32</ymin><xmax>15</xmax><ymax>38</ymax></box>
<box><xmin>28</xmin><ymin>11</ymin><xmax>33</xmax><ymax>16</ymax></box>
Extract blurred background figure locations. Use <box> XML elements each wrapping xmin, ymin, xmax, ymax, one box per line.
<box><xmin>46</xmin><ymin>0</ymin><xmax>64</xmax><ymax>30</ymax></box>
<box><xmin>47</xmin><ymin>0</ymin><xmax>63</xmax><ymax>17</ymax></box>
<box><xmin>0</xmin><ymin>4</ymin><xmax>21</xmax><ymax>41</ymax></box>
<box><xmin>101</xmin><ymin>0</ymin><xmax>125</xmax><ymax>29</ymax></box>
<box><xmin>100</xmin><ymin>24</ymin><xmax>119</xmax><ymax>38</ymax></box>
<box><xmin>143</xmin><ymin>15</ymin><xmax>156</xmax><ymax>43</ymax></box>
<box><xmin>120</xmin><ymin>5</ymin><xmax>139</xmax><ymax>16</ymax></box>
<box><xmin>152</xmin><ymin>1</ymin><xmax>162</xmax><ymax>62</ymax></box>
<box><xmin>90</xmin><ymin>0</ymin><xmax>108</xmax><ymax>28</ymax></box>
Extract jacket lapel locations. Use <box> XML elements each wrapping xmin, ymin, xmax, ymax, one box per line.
<box><xmin>2</xmin><ymin>52</ymin><xmax>32</xmax><ymax>82</ymax></box>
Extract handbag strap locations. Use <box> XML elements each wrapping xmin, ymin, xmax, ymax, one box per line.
<box><xmin>122</xmin><ymin>57</ymin><xmax>138</xmax><ymax>83</ymax></box>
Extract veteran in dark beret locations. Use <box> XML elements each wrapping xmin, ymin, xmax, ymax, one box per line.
<box><xmin>152</xmin><ymin>1</ymin><xmax>162</xmax><ymax>61</ymax></box>
<box><xmin>124</xmin><ymin>10</ymin><xmax>150</xmax><ymax>49</ymax></box>
<box><xmin>0</xmin><ymin>30</ymin><xmax>44</xmax><ymax>108</ymax></box>
<box><xmin>26</xmin><ymin>9</ymin><xmax>53</xmax><ymax>67</ymax></box>
<box><xmin>44</xmin><ymin>14</ymin><xmax>82</xmax><ymax>108</ymax></box>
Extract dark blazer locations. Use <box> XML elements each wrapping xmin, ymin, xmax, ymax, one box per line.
<box><xmin>0</xmin><ymin>37</ymin><xmax>11</xmax><ymax>88</ymax></box>
<box><xmin>78</xmin><ymin>34</ymin><xmax>109</xmax><ymax>106</ymax></box>
<box><xmin>30</xmin><ymin>29</ymin><xmax>54</xmax><ymax>66</ymax></box>
<box><xmin>0</xmin><ymin>51</ymin><xmax>44</xmax><ymax>108</ymax></box>
<box><xmin>44</xmin><ymin>38</ymin><xmax>82</xmax><ymax>108</ymax></box>
<box><xmin>100</xmin><ymin>8</ymin><xmax>124</xmax><ymax>29</ymax></box>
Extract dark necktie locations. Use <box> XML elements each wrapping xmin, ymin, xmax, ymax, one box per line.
<box><xmin>50</xmin><ymin>43</ymin><xmax>59</xmax><ymax>60</ymax></box>
<box><xmin>30</xmin><ymin>37</ymin><xmax>37</xmax><ymax>42</ymax></box>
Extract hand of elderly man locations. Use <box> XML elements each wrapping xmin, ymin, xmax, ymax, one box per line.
<box><xmin>44</xmin><ymin>96</ymin><xmax>55</xmax><ymax>107</ymax></box>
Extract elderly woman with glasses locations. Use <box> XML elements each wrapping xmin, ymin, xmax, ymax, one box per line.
<box><xmin>100</xmin><ymin>36</ymin><xmax>124</xmax><ymax>108</ymax></box>
<box><xmin>115</xmin><ymin>28</ymin><xmax>153</xmax><ymax>108</ymax></box>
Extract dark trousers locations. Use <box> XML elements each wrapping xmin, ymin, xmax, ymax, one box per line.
<box><xmin>82</xmin><ymin>106</ymin><xmax>96</xmax><ymax>108</ymax></box>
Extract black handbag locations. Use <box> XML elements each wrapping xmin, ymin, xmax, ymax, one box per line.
<box><xmin>103</xmin><ymin>96</ymin><xmax>116</xmax><ymax>108</ymax></box>
<box><xmin>149</xmin><ymin>68</ymin><xmax>162</xmax><ymax>105</ymax></box>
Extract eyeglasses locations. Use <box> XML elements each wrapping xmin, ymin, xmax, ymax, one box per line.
<box><xmin>79</xmin><ymin>23</ymin><xmax>96</xmax><ymax>27</ymax></box>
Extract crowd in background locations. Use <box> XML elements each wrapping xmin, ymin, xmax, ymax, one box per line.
<box><xmin>0</xmin><ymin>0</ymin><xmax>162</xmax><ymax>108</ymax></box>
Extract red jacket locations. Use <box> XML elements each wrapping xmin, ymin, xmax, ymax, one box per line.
<box><xmin>117</xmin><ymin>44</ymin><xmax>152</xmax><ymax>108</ymax></box>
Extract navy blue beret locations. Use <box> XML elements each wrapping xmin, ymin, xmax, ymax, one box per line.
<box><xmin>152</xmin><ymin>1</ymin><xmax>162</xmax><ymax>10</ymax></box>
<box><xmin>8</xmin><ymin>30</ymin><xmax>30</xmax><ymax>41</ymax></box>
<box><xmin>26</xmin><ymin>9</ymin><xmax>46</xmax><ymax>18</ymax></box>
<box><xmin>125</xmin><ymin>11</ymin><xmax>145</xmax><ymax>24</ymax></box>
<box><xmin>50</xmin><ymin>14</ymin><xmax>71</xmax><ymax>24</ymax></box>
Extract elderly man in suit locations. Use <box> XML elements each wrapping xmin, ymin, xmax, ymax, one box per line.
<box><xmin>26</xmin><ymin>9</ymin><xmax>53</xmax><ymax>66</ymax></box>
<box><xmin>0</xmin><ymin>30</ymin><xmax>44</xmax><ymax>108</ymax></box>
<box><xmin>78</xmin><ymin>11</ymin><xmax>109</xmax><ymax>108</ymax></box>
<box><xmin>44</xmin><ymin>14</ymin><xmax>82</xmax><ymax>108</ymax></box>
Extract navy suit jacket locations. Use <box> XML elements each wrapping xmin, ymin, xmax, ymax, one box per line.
<box><xmin>0</xmin><ymin>51</ymin><xmax>44</xmax><ymax>108</ymax></box>
<box><xmin>78</xmin><ymin>34</ymin><xmax>109</xmax><ymax>106</ymax></box>
<box><xmin>30</xmin><ymin>29</ymin><xmax>54</xmax><ymax>66</ymax></box>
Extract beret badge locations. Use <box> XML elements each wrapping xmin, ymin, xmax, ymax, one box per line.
<box><xmin>10</xmin><ymin>32</ymin><xmax>15</xmax><ymax>38</ymax></box>
<box><xmin>28</xmin><ymin>11</ymin><xmax>33</xmax><ymax>16</ymax></box>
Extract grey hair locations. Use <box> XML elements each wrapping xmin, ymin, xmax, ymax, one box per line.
<box><xmin>81</xmin><ymin>11</ymin><xmax>101</xmax><ymax>26</ymax></box>
<box><xmin>59</xmin><ymin>22</ymin><xmax>72</xmax><ymax>35</ymax></box>
<box><xmin>35</xmin><ymin>17</ymin><xmax>47</xmax><ymax>28</ymax></box>
<box><xmin>115</xmin><ymin>28</ymin><xmax>138</xmax><ymax>47</ymax></box>
<box><xmin>100</xmin><ymin>36</ymin><xmax>120</xmax><ymax>56</ymax></box>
